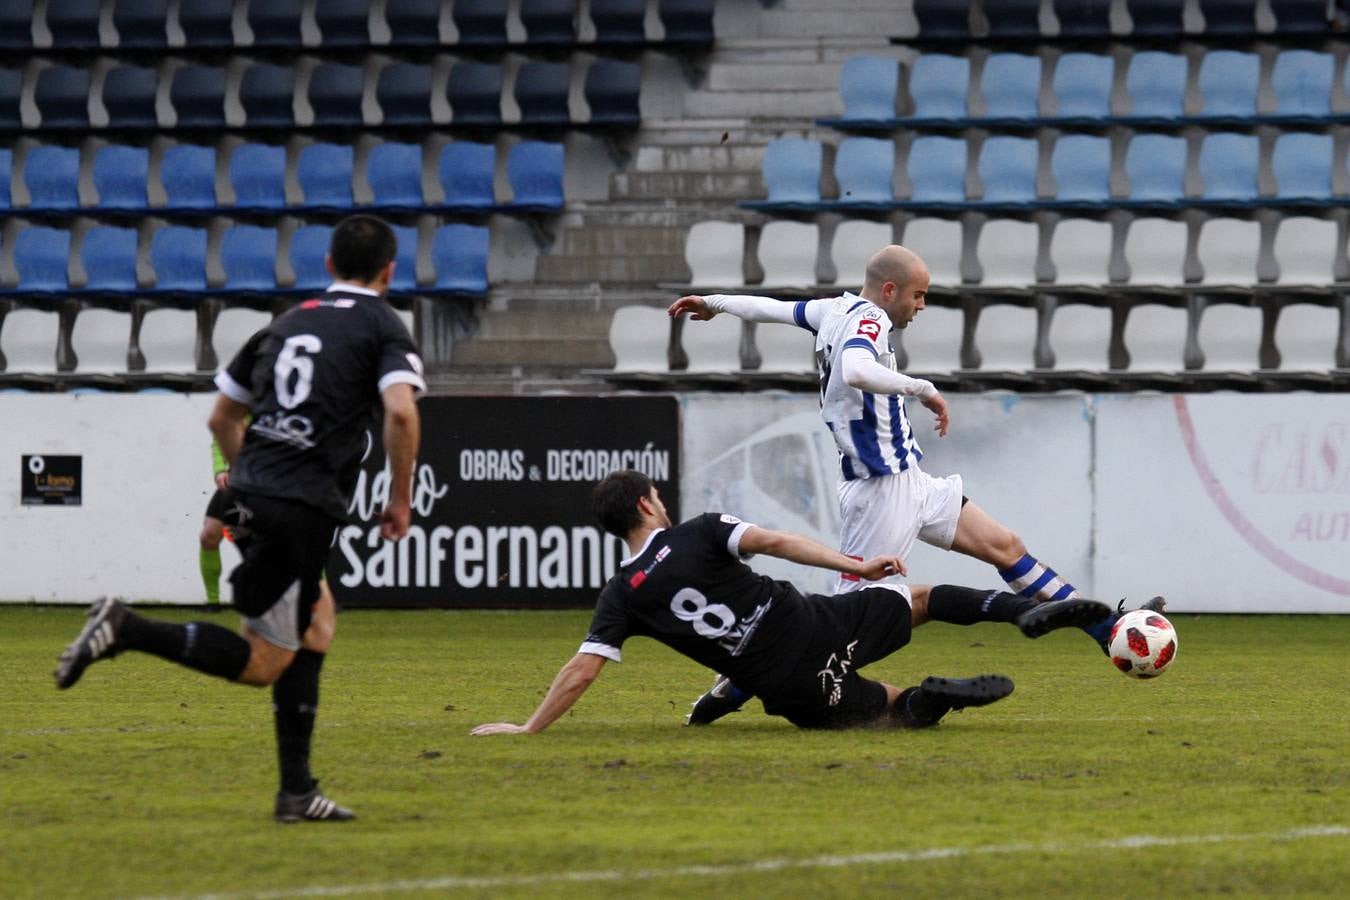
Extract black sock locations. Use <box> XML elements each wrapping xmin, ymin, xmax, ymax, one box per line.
<box><xmin>273</xmin><ymin>649</ymin><xmax>325</xmax><ymax>796</ymax></box>
<box><xmin>926</xmin><ymin>585</ymin><xmax>1035</xmax><ymax>626</ymax></box>
<box><xmin>891</xmin><ymin>686</ymin><xmax>950</xmax><ymax>728</ymax></box>
<box><xmin>119</xmin><ymin>614</ymin><xmax>250</xmax><ymax>681</ymax></box>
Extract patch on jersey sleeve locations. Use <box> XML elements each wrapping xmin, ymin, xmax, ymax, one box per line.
<box><xmin>719</xmin><ymin>514</ymin><xmax>743</xmax><ymax>525</ymax></box>
<box><xmin>855</xmin><ymin>318</ymin><xmax>882</xmax><ymax>342</ymax></box>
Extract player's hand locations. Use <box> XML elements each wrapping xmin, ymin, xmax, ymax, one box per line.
<box><xmin>669</xmin><ymin>295</ymin><xmax>717</xmax><ymax>321</ymax></box>
<box><xmin>214</xmin><ymin>471</ymin><xmax>229</xmax><ymax>491</ymax></box>
<box><xmin>470</xmin><ymin>722</ymin><xmax>529</xmax><ymax>736</ymax></box>
<box><xmin>922</xmin><ymin>391</ymin><xmax>950</xmax><ymax>437</ymax></box>
<box><xmin>855</xmin><ymin>555</ymin><xmax>907</xmax><ymax>581</ymax></box>
<box><xmin>380</xmin><ymin>500</ymin><xmax>412</xmax><ymax>541</ymax></box>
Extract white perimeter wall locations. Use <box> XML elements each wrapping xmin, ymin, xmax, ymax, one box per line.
<box><xmin>0</xmin><ymin>392</ymin><xmax>1346</xmax><ymax>611</ymax></box>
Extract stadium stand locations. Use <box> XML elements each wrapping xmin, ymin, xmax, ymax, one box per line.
<box><xmin>113</xmin><ymin>0</ymin><xmax>171</xmax><ymax>49</ymax></box>
<box><xmin>102</xmin><ymin>65</ymin><xmax>160</xmax><ymax>130</ymax></box>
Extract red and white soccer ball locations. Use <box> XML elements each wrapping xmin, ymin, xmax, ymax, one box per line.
<box><xmin>1108</xmin><ymin>610</ymin><xmax>1178</xmax><ymax>678</ymax></box>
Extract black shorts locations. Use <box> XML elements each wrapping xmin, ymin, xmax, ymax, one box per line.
<box><xmin>204</xmin><ymin>487</ymin><xmax>233</xmax><ymax>523</ymax></box>
<box><xmin>226</xmin><ymin>492</ymin><xmax>337</xmax><ymax>652</ymax></box>
<box><xmin>758</xmin><ymin>586</ymin><xmax>914</xmax><ymax>729</ymax></box>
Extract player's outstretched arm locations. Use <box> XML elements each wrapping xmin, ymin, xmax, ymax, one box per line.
<box><xmin>669</xmin><ymin>294</ymin><xmax>806</xmax><ymax>326</ymax></box>
<box><xmin>737</xmin><ymin>526</ymin><xmax>906</xmax><ymax>581</ymax></box>
<box><xmin>470</xmin><ymin>652</ymin><xmax>607</xmax><ymax>736</ymax></box>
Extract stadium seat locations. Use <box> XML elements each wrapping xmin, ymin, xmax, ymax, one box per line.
<box><xmin>980</xmin><ymin>54</ymin><xmax>1041</xmax><ymax>124</ymax></box>
<box><xmin>913</xmin><ymin>0</ymin><xmax>969</xmax><ymax>39</ymax></box>
<box><xmin>308</xmin><ymin>63</ymin><xmax>366</xmax><ymax>127</ymax></box>
<box><xmin>376</xmin><ymin>64</ymin><xmax>433</xmax><ymax>126</ymax></box>
<box><xmin>1271</xmin><ymin>301</ymin><xmax>1340</xmax><ymax>370</ymax></box>
<box><xmin>430</xmin><ymin>224</ymin><xmax>490</xmax><ymax>294</ymax></box>
<box><xmin>590</xmin><ymin>0</ymin><xmax>647</xmax><ymax>43</ymax></box>
<box><xmin>585</xmin><ymin>59</ymin><xmax>642</xmax><ymax>125</ymax></box>
<box><xmin>1271</xmin><ymin>133</ymin><xmax>1334</xmax><ymax>203</ymax></box>
<box><xmin>447</xmin><ymin>62</ymin><xmax>504</xmax><ymax>125</ymax></box>
<box><xmin>507</xmin><ymin>141</ymin><xmax>565</xmax><ymax>210</ymax></box>
<box><xmin>246</xmin><ymin>0</ymin><xmax>303</xmax><ymax>46</ymax></box>
<box><xmin>681</xmin><ymin>309</ymin><xmax>743</xmax><ymax>372</ymax></box>
<box><xmin>743</xmin><ymin>138</ymin><xmax>822</xmax><ymax>210</ymax></box>
<box><xmin>452</xmin><ymin>0</ymin><xmax>509</xmax><ymax>45</ymax></box>
<box><xmin>1122</xmin><ymin>217</ymin><xmax>1187</xmax><ymax>284</ymax></box>
<box><xmin>1047</xmin><ymin>302</ymin><xmax>1114</xmax><ymax>370</ymax></box>
<box><xmin>1126</xmin><ymin>0</ymin><xmax>1185</xmax><ymax>36</ymax></box>
<box><xmin>1053</xmin><ymin>0</ymin><xmax>1111</xmax><ymax>36</ymax></box>
<box><xmin>1050</xmin><ymin>135</ymin><xmax>1111</xmax><ymax>205</ymax></box>
<box><xmin>160</xmin><ymin>145</ymin><xmax>217</xmax><ymax>211</ymax></box>
<box><xmin>35</xmin><ymin>66</ymin><xmax>92</xmax><ymax>129</ymax></box>
<box><xmin>385</xmin><ymin>0</ymin><xmax>441</xmax><ymax>46</ymax></box>
<box><xmin>973</xmin><ymin>303</ymin><xmax>1039</xmax><ymax>371</ymax></box>
<box><xmin>608</xmin><ymin>306</ymin><xmax>670</xmax><ymax>372</ymax></box>
<box><xmin>0</xmin><ymin>68</ymin><xmax>21</xmax><ymax>130</ymax></box>
<box><xmin>1196</xmin><ymin>217</ymin><xmax>1259</xmax><ymax>284</ymax></box>
<box><xmin>92</xmin><ymin>145</ymin><xmax>150</xmax><ymax>210</ymax></box>
<box><xmin>178</xmin><ymin>0</ymin><xmax>234</xmax><ymax>46</ymax></box>
<box><xmin>1195</xmin><ymin>133</ymin><xmax>1259</xmax><ymax>205</ymax></box>
<box><xmin>906</xmin><ymin>136</ymin><xmax>967</xmax><ymax>206</ymax></box>
<box><xmin>516</xmin><ymin>62</ymin><xmax>572</xmax><ymax>125</ymax></box>
<box><xmin>826</xmin><ymin>57</ymin><xmax>900</xmax><ymax>129</ymax></box>
<box><xmin>902</xmin><ymin>217</ymin><xmax>964</xmax><ymax>285</ymax></box>
<box><xmin>830</xmin><ymin>219</ymin><xmax>891</xmax><ymax>286</ymax></box>
<box><xmin>1123</xmin><ymin>135</ymin><xmax>1186</xmax><ymax>207</ymax></box>
<box><xmin>982</xmin><ymin>0</ymin><xmax>1042</xmax><ymax>38</ymax></box>
<box><xmin>220</xmin><ymin>226</ymin><xmax>279</xmax><ymax>292</ymax></box>
<box><xmin>659</xmin><ymin>0</ymin><xmax>716</xmax><ymax>43</ymax></box>
<box><xmin>1197</xmin><ymin>0</ymin><xmax>1257</xmax><ymax>34</ymax></box>
<box><xmin>289</xmin><ymin>224</ymin><xmax>332</xmax><ymax>293</ymax></box>
<box><xmin>80</xmin><ymin>226</ymin><xmax>140</xmax><ymax>293</ymax></box>
<box><xmin>12</xmin><ymin>226</ymin><xmax>71</xmax><ymax>292</ymax></box>
<box><xmin>1048</xmin><ymin>218</ymin><xmax>1112</xmax><ymax>284</ymax></box>
<box><xmin>149</xmin><ymin>225</ymin><xmax>209</xmax><ymax>293</ymax></box>
<box><xmin>390</xmin><ymin>224</ymin><xmax>419</xmax><ymax>292</ymax></box>
<box><xmin>314</xmin><ymin>0</ymin><xmax>371</xmax><ymax>46</ymax></box>
<box><xmin>0</xmin><ymin>148</ymin><xmax>11</xmax><ymax>209</ymax></box>
<box><xmin>834</xmin><ymin>138</ymin><xmax>894</xmax><ymax>208</ymax></box>
<box><xmin>1122</xmin><ymin>51</ymin><xmax>1186</xmax><ymax>123</ymax></box>
<box><xmin>229</xmin><ymin>144</ymin><xmax>287</xmax><ymax>211</ymax></box>
<box><xmin>297</xmin><ymin>143</ymin><xmax>354</xmax><ymax>210</ymax></box>
<box><xmin>438</xmin><ymin>141</ymin><xmax>497</xmax><ymax>209</ymax></box>
<box><xmin>102</xmin><ymin>65</ymin><xmax>159</xmax><ymax>129</ymax></box>
<box><xmin>113</xmin><ymin>0</ymin><xmax>170</xmax><ymax>48</ymax></box>
<box><xmin>23</xmin><ymin>146</ymin><xmax>81</xmax><ymax>211</ymax></box>
<box><xmin>1271</xmin><ymin>216</ymin><xmax>1339</xmax><ymax>285</ymax></box>
<box><xmin>521</xmin><ymin>0</ymin><xmax>577</xmax><ymax>44</ymax></box>
<box><xmin>977</xmin><ymin>137</ymin><xmax>1038</xmax><ymax>207</ymax></box>
<box><xmin>367</xmin><ymin>142</ymin><xmax>425</xmax><ymax>211</ymax></box>
<box><xmin>1196</xmin><ymin>299</ymin><xmax>1262</xmax><ymax>370</ymax></box>
<box><xmin>684</xmin><ymin>221</ymin><xmax>743</xmax><ymax>286</ymax></box>
<box><xmin>758</xmin><ymin>221</ymin><xmax>818</xmax><ymax>286</ymax></box>
<box><xmin>169</xmin><ymin>66</ymin><xmax>227</xmax><ymax>129</ymax></box>
<box><xmin>1050</xmin><ymin>53</ymin><xmax>1113</xmax><ymax>123</ymax></box>
<box><xmin>46</xmin><ymin>0</ymin><xmax>102</xmax><ymax>48</ymax></box>
<box><xmin>1196</xmin><ymin>51</ymin><xmax>1259</xmax><ymax>122</ymax></box>
<box><xmin>0</xmin><ymin>0</ymin><xmax>33</xmax><ymax>50</ymax></box>
<box><xmin>907</xmin><ymin>54</ymin><xmax>969</xmax><ymax>123</ymax></box>
<box><xmin>974</xmin><ymin>219</ymin><xmax>1039</xmax><ymax>286</ymax></box>
<box><xmin>239</xmin><ymin>64</ymin><xmax>297</xmax><ymax>128</ymax></box>
<box><xmin>1270</xmin><ymin>51</ymin><xmax>1334</xmax><ymax>120</ymax></box>
<box><xmin>1268</xmin><ymin>0</ymin><xmax>1331</xmax><ymax>32</ymax></box>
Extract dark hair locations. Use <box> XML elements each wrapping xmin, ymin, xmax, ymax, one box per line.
<box><xmin>592</xmin><ymin>470</ymin><xmax>654</xmax><ymax>537</ymax></box>
<box><xmin>329</xmin><ymin>214</ymin><xmax>397</xmax><ymax>283</ymax></box>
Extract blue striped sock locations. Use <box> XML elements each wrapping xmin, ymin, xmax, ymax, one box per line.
<box><xmin>999</xmin><ymin>554</ymin><xmax>1107</xmax><ymax>641</ymax></box>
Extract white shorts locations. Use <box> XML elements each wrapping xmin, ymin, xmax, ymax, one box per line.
<box><xmin>834</xmin><ymin>466</ymin><xmax>964</xmax><ymax>594</ymax></box>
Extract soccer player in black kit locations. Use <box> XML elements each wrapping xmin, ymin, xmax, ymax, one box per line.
<box><xmin>472</xmin><ymin>470</ymin><xmax>1109</xmax><ymax>735</ymax></box>
<box><xmin>55</xmin><ymin>215</ymin><xmax>425</xmax><ymax>821</ymax></box>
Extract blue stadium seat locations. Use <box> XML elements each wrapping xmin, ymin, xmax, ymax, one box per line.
<box><xmin>430</xmin><ymin>224</ymin><xmax>490</xmax><ymax>295</ymax></box>
<box><xmin>1270</xmin><ymin>51</ymin><xmax>1333</xmax><ymax>120</ymax></box>
<box><xmin>246</xmin><ymin>0</ymin><xmax>303</xmax><ymax>46</ymax></box>
<box><xmin>297</xmin><ymin>143</ymin><xmax>354</xmax><ymax>210</ymax></box>
<box><xmin>170</xmin><ymin>66</ymin><xmax>227</xmax><ymax>129</ymax></box>
<box><xmin>46</xmin><ymin>0</ymin><xmax>101</xmax><ymax>48</ymax></box>
<box><xmin>824</xmin><ymin>57</ymin><xmax>899</xmax><ymax>129</ymax></box>
<box><xmin>1050</xmin><ymin>53</ymin><xmax>1112</xmax><ymax>123</ymax></box>
<box><xmin>102</xmin><ymin>65</ymin><xmax>159</xmax><ymax>129</ymax></box>
<box><xmin>384</xmin><ymin>0</ymin><xmax>441</xmax><ymax>46</ymax></box>
<box><xmin>367</xmin><ymin>142</ymin><xmax>424</xmax><ymax>211</ymax></box>
<box><xmin>1053</xmin><ymin>0</ymin><xmax>1111</xmax><ymax>36</ymax></box>
<box><xmin>977</xmin><ymin>136</ymin><xmax>1038</xmax><ymax>206</ymax></box>
<box><xmin>1195</xmin><ymin>133</ymin><xmax>1259</xmax><ymax>205</ymax></box>
<box><xmin>1124</xmin><ymin>134</ymin><xmax>1186</xmax><ymax>207</ymax></box>
<box><xmin>516</xmin><ymin>62</ymin><xmax>572</xmax><ymax>125</ymax></box>
<box><xmin>743</xmin><ymin>138</ymin><xmax>822</xmax><ymax>210</ymax></box>
<box><xmin>507</xmin><ymin>141</ymin><xmax>565</xmax><ymax>210</ymax></box>
<box><xmin>1196</xmin><ymin>51</ymin><xmax>1259</xmax><ymax>122</ymax></box>
<box><xmin>376</xmin><ymin>64</ymin><xmax>433</xmax><ymax>126</ymax></box>
<box><xmin>92</xmin><ymin>145</ymin><xmax>150</xmax><ymax>210</ymax></box>
<box><xmin>590</xmin><ymin>0</ymin><xmax>646</xmax><ymax>43</ymax></box>
<box><xmin>659</xmin><ymin>0</ymin><xmax>716</xmax><ymax>43</ymax></box>
<box><xmin>12</xmin><ymin>227</ymin><xmax>71</xmax><ymax>293</ymax></box>
<box><xmin>446</xmin><ymin>62</ymin><xmax>503</xmax><ymax>125</ymax></box>
<box><xmin>229</xmin><ymin>144</ymin><xmax>287</xmax><ymax>211</ymax></box>
<box><xmin>0</xmin><ymin>148</ymin><xmax>11</xmax><ymax>209</ymax></box>
<box><xmin>390</xmin><ymin>224</ymin><xmax>418</xmax><ymax>292</ymax></box>
<box><xmin>453</xmin><ymin>0</ymin><xmax>509</xmax><ymax>45</ymax></box>
<box><xmin>983</xmin><ymin>0</ymin><xmax>1042</xmax><ymax>37</ymax></box>
<box><xmin>178</xmin><ymin>0</ymin><xmax>235</xmax><ymax>46</ymax></box>
<box><xmin>308</xmin><ymin>63</ymin><xmax>366</xmax><ymax>127</ymax></box>
<box><xmin>1122</xmin><ymin>51</ymin><xmax>1186</xmax><ymax>123</ymax></box>
<box><xmin>24</xmin><ymin>146</ymin><xmax>81</xmax><ymax>211</ymax></box>
<box><xmin>1050</xmin><ymin>135</ymin><xmax>1111</xmax><ymax>205</ymax></box>
<box><xmin>833</xmin><ymin>137</ymin><xmax>894</xmax><ymax>208</ymax></box>
<box><xmin>913</xmin><ymin>0</ymin><xmax>969</xmax><ymax>39</ymax></box>
<box><xmin>907</xmin><ymin>55</ymin><xmax>969</xmax><ymax>123</ymax></box>
<box><xmin>220</xmin><ymin>226</ymin><xmax>279</xmax><ymax>292</ymax></box>
<box><xmin>0</xmin><ymin>68</ymin><xmax>24</xmax><ymax>131</ymax></box>
<box><xmin>1271</xmin><ymin>133</ymin><xmax>1334</xmax><ymax>204</ymax></box>
<box><xmin>585</xmin><ymin>59</ymin><xmax>642</xmax><ymax>125</ymax></box>
<box><xmin>161</xmin><ymin>145</ymin><xmax>217</xmax><ymax>211</ymax></box>
<box><xmin>149</xmin><ymin>226</ymin><xmax>208</xmax><ymax>293</ymax></box>
<box><xmin>289</xmin><ymin>225</ymin><xmax>332</xmax><ymax>293</ymax></box>
<box><xmin>239</xmin><ymin>64</ymin><xmax>296</xmax><ymax>128</ymax></box>
<box><xmin>1127</xmin><ymin>0</ymin><xmax>1185</xmax><ymax>36</ymax></box>
<box><xmin>438</xmin><ymin>142</ymin><xmax>497</xmax><ymax>209</ymax></box>
<box><xmin>980</xmin><ymin>54</ymin><xmax>1041</xmax><ymax>124</ymax></box>
<box><xmin>521</xmin><ymin>0</ymin><xmax>577</xmax><ymax>44</ymax></box>
<box><xmin>0</xmin><ymin>0</ymin><xmax>33</xmax><ymax>50</ymax></box>
<box><xmin>1198</xmin><ymin>0</ymin><xmax>1257</xmax><ymax>34</ymax></box>
<box><xmin>314</xmin><ymin>0</ymin><xmax>370</xmax><ymax>46</ymax></box>
<box><xmin>906</xmin><ymin>136</ymin><xmax>966</xmax><ymax>205</ymax></box>
<box><xmin>80</xmin><ymin>226</ymin><xmax>139</xmax><ymax>293</ymax></box>
<box><xmin>113</xmin><ymin>0</ymin><xmax>170</xmax><ymax>48</ymax></box>
<box><xmin>35</xmin><ymin>66</ymin><xmax>92</xmax><ymax>129</ymax></box>
<box><xmin>1269</xmin><ymin>0</ymin><xmax>1330</xmax><ymax>32</ymax></box>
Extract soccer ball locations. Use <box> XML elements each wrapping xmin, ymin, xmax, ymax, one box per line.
<box><xmin>1107</xmin><ymin>610</ymin><xmax>1178</xmax><ymax>678</ymax></box>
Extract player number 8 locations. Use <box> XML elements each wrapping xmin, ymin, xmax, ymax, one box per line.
<box><xmin>670</xmin><ymin>588</ymin><xmax>736</xmax><ymax>639</ymax></box>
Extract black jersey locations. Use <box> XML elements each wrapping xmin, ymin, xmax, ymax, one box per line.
<box><xmin>581</xmin><ymin>514</ymin><xmax>816</xmax><ymax>692</ymax></box>
<box><xmin>215</xmin><ymin>285</ymin><xmax>426</xmax><ymax>519</ymax></box>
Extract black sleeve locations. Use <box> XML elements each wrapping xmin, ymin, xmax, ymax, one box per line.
<box><xmin>215</xmin><ymin>328</ymin><xmax>269</xmax><ymax>404</ymax></box>
<box><xmin>374</xmin><ymin>305</ymin><xmax>427</xmax><ymax>396</ymax></box>
<box><xmin>579</xmin><ymin>584</ymin><xmax>631</xmax><ymax>662</ymax></box>
<box><xmin>699</xmin><ymin>512</ymin><xmax>756</xmax><ymax>559</ymax></box>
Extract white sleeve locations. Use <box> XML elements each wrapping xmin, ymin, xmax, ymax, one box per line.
<box><xmin>840</xmin><ymin>345</ymin><xmax>939</xmax><ymax>400</ymax></box>
<box><xmin>705</xmin><ymin>294</ymin><xmax>827</xmax><ymax>330</ymax></box>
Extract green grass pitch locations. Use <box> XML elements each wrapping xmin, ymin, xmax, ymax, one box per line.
<box><xmin>2</xmin><ymin>607</ymin><xmax>1347</xmax><ymax>898</ymax></box>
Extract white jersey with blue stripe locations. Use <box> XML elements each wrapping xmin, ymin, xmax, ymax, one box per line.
<box><xmin>791</xmin><ymin>293</ymin><xmax>923</xmax><ymax>481</ymax></box>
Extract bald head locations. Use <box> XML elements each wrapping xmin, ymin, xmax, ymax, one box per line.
<box><xmin>860</xmin><ymin>244</ymin><xmax>930</xmax><ymax>328</ymax></box>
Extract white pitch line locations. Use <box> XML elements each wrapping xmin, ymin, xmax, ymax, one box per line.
<box><xmin>155</xmin><ymin>824</ymin><xmax>1349</xmax><ymax>900</ymax></box>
